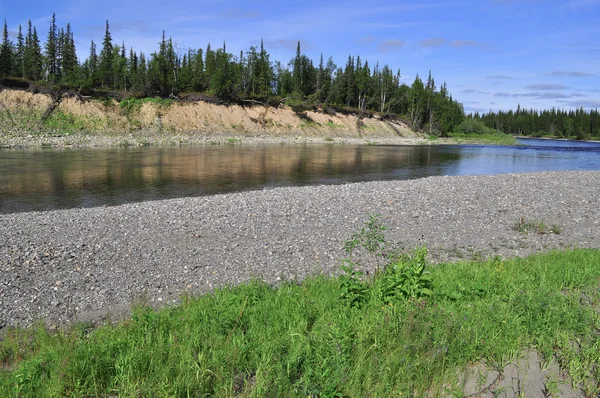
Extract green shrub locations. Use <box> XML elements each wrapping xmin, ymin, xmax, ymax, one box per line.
<box><xmin>454</xmin><ymin>119</ymin><xmax>502</xmax><ymax>135</ymax></box>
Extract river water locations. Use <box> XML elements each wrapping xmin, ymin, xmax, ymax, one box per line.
<box><xmin>1</xmin><ymin>138</ymin><xmax>599</xmax><ymax>214</ymax></box>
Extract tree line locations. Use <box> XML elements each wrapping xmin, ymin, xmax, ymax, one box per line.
<box><xmin>0</xmin><ymin>14</ymin><xmax>466</xmax><ymax>135</ymax></box>
<box><xmin>471</xmin><ymin>105</ymin><xmax>600</xmax><ymax>140</ymax></box>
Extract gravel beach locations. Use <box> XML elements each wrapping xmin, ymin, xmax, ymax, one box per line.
<box><xmin>1</xmin><ymin>171</ymin><xmax>599</xmax><ymax>328</ymax></box>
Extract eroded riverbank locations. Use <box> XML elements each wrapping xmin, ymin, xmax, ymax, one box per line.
<box><xmin>1</xmin><ymin>171</ymin><xmax>599</xmax><ymax>327</ymax></box>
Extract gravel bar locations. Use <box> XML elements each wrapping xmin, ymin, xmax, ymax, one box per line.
<box><xmin>1</xmin><ymin>171</ymin><xmax>599</xmax><ymax>328</ymax></box>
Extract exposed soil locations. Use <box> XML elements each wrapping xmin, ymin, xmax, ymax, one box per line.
<box><xmin>0</xmin><ymin>89</ymin><xmax>418</xmax><ymax>148</ymax></box>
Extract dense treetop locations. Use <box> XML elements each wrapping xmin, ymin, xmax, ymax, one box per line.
<box><xmin>471</xmin><ymin>106</ymin><xmax>600</xmax><ymax>140</ymax></box>
<box><xmin>1</xmin><ymin>15</ymin><xmax>598</xmax><ymax>138</ymax></box>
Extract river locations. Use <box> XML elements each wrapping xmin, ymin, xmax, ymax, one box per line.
<box><xmin>1</xmin><ymin>138</ymin><xmax>599</xmax><ymax>214</ymax></box>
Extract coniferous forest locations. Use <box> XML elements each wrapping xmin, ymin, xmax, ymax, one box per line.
<box><xmin>470</xmin><ymin>107</ymin><xmax>600</xmax><ymax>140</ymax></box>
<box><xmin>1</xmin><ymin>14</ymin><xmax>599</xmax><ymax>139</ymax></box>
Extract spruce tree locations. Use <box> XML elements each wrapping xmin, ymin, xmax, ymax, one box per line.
<box><xmin>87</xmin><ymin>40</ymin><xmax>98</xmax><ymax>86</ymax></box>
<box><xmin>99</xmin><ymin>20</ymin><xmax>113</xmax><ymax>87</ymax></box>
<box><xmin>292</xmin><ymin>41</ymin><xmax>302</xmax><ymax>94</ymax></box>
<box><xmin>25</xmin><ymin>25</ymin><xmax>43</xmax><ymax>81</ymax></box>
<box><xmin>15</xmin><ymin>24</ymin><xmax>24</xmax><ymax>78</ymax></box>
<box><xmin>44</xmin><ymin>12</ymin><xmax>58</xmax><ymax>81</ymax></box>
<box><xmin>61</xmin><ymin>23</ymin><xmax>77</xmax><ymax>84</ymax></box>
<box><xmin>0</xmin><ymin>19</ymin><xmax>13</xmax><ymax>78</ymax></box>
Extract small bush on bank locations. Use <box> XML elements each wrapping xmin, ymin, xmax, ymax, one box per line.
<box><xmin>454</xmin><ymin>119</ymin><xmax>504</xmax><ymax>135</ymax></box>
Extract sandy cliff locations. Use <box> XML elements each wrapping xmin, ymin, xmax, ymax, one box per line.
<box><xmin>0</xmin><ymin>89</ymin><xmax>419</xmax><ymax>142</ymax></box>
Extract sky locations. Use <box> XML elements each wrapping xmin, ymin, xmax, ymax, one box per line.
<box><xmin>1</xmin><ymin>0</ymin><xmax>599</xmax><ymax>114</ymax></box>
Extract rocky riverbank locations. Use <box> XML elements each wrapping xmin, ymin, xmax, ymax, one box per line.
<box><xmin>1</xmin><ymin>171</ymin><xmax>599</xmax><ymax>328</ymax></box>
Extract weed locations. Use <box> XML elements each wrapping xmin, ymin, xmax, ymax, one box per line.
<box><xmin>513</xmin><ymin>217</ymin><xmax>560</xmax><ymax>235</ymax></box>
<box><xmin>324</xmin><ymin>137</ymin><xmax>334</xmax><ymax>142</ymax></box>
<box><xmin>373</xmin><ymin>246</ymin><xmax>433</xmax><ymax>305</ymax></box>
<box><xmin>119</xmin><ymin>97</ymin><xmax>173</xmax><ymax>116</ymax></box>
<box><xmin>344</xmin><ymin>213</ymin><xmax>389</xmax><ymax>259</ymax></box>
<box><xmin>551</xmin><ymin>224</ymin><xmax>562</xmax><ymax>235</ymax></box>
<box><xmin>340</xmin><ymin>215</ymin><xmax>431</xmax><ymax>307</ymax></box>
<box><xmin>227</xmin><ymin>138</ymin><xmax>242</xmax><ymax>145</ymax></box>
<box><xmin>339</xmin><ymin>260</ymin><xmax>368</xmax><ymax>309</ymax></box>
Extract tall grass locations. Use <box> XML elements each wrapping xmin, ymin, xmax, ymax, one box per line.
<box><xmin>1</xmin><ymin>248</ymin><xmax>600</xmax><ymax>396</ymax></box>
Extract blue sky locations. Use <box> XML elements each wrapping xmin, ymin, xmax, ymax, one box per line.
<box><xmin>1</xmin><ymin>0</ymin><xmax>599</xmax><ymax>113</ymax></box>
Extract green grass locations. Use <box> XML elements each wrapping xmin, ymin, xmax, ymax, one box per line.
<box><xmin>513</xmin><ymin>217</ymin><xmax>561</xmax><ymax>235</ymax></box>
<box><xmin>326</xmin><ymin>121</ymin><xmax>344</xmax><ymax>129</ymax></box>
<box><xmin>2</xmin><ymin>248</ymin><xmax>600</xmax><ymax>396</ymax></box>
<box><xmin>448</xmin><ymin>131</ymin><xmax>517</xmax><ymax>145</ymax></box>
<box><xmin>450</xmin><ymin>119</ymin><xmax>518</xmax><ymax>145</ymax></box>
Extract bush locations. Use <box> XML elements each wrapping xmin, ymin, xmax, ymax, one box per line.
<box><xmin>454</xmin><ymin>119</ymin><xmax>503</xmax><ymax>135</ymax></box>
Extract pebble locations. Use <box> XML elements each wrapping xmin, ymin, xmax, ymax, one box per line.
<box><xmin>1</xmin><ymin>171</ymin><xmax>599</xmax><ymax>327</ymax></box>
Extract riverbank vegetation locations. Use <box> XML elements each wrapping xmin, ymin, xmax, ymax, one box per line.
<box><xmin>0</xmin><ymin>14</ymin><xmax>465</xmax><ymax>136</ymax></box>
<box><xmin>1</xmin><ymin>244</ymin><xmax>599</xmax><ymax>396</ymax></box>
<box><xmin>2</xmin><ymin>14</ymin><xmax>598</xmax><ymax>143</ymax></box>
<box><xmin>470</xmin><ymin>106</ymin><xmax>600</xmax><ymax>141</ymax></box>
<box><xmin>447</xmin><ymin>119</ymin><xmax>517</xmax><ymax>145</ymax></box>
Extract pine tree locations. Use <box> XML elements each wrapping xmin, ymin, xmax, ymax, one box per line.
<box><xmin>293</xmin><ymin>41</ymin><xmax>302</xmax><ymax>94</ymax></box>
<box><xmin>0</xmin><ymin>19</ymin><xmax>13</xmax><ymax>77</ymax></box>
<box><xmin>24</xmin><ymin>23</ymin><xmax>43</xmax><ymax>81</ymax></box>
<box><xmin>205</xmin><ymin>43</ymin><xmax>215</xmax><ymax>90</ymax></box>
<box><xmin>44</xmin><ymin>12</ymin><xmax>58</xmax><ymax>81</ymax></box>
<box><xmin>138</xmin><ymin>52</ymin><xmax>148</xmax><ymax>93</ymax></box>
<box><xmin>15</xmin><ymin>24</ymin><xmax>24</xmax><ymax>78</ymax></box>
<box><xmin>87</xmin><ymin>40</ymin><xmax>98</xmax><ymax>86</ymax></box>
<box><xmin>129</xmin><ymin>47</ymin><xmax>138</xmax><ymax>91</ymax></box>
<box><xmin>99</xmin><ymin>20</ymin><xmax>113</xmax><ymax>87</ymax></box>
<box><xmin>61</xmin><ymin>23</ymin><xmax>77</xmax><ymax>84</ymax></box>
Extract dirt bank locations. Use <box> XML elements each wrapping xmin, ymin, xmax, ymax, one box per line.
<box><xmin>0</xmin><ymin>89</ymin><xmax>423</xmax><ymax>148</ymax></box>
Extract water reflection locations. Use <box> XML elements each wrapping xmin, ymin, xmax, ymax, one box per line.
<box><xmin>1</xmin><ymin>139</ymin><xmax>599</xmax><ymax>214</ymax></box>
<box><xmin>1</xmin><ymin>145</ymin><xmax>459</xmax><ymax>213</ymax></box>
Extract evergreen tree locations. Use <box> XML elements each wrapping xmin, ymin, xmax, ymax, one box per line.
<box><xmin>44</xmin><ymin>13</ymin><xmax>58</xmax><ymax>81</ymax></box>
<box><xmin>87</xmin><ymin>40</ymin><xmax>99</xmax><ymax>86</ymax></box>
<box><xmin>293</xmin><ymin>41</ymin><xmax>302</xmax><ymax>94</ymax></box>
<box><xmin>204</xmin><ymin>43</ymin><xmax>215</xmax><ymax>90</ymax></box>
<box><xmin>138</xmin><ymin>52</ymin><xmax>148</xmax><ymax>93</ymax></box>
<box><xmin>15</xmin><ymin>24</ymin><xmax>24</xmax><ymax>78</ymax></box>
<box><xmin>23</xmin><ymin>22</ymin><xmax>43</xmax><ymax>81</ymax></box>
<box><xmin>0</xmin><ymin>19</ymin><xmax>13</xmax><ymax>77</ymax></box>
<box><xmin>99</xmin><ymin>20</ymin><xmax>113</xmax><ymax>87</ymax></box>
<box><xmin>61</xmin><ymin>23</ymin><xmax>77</xmax><ymax>84</ymax></box>
<box><xmin>129</xmin><ymin>47</ymin><xmax>139</xmax><ymax>91</ymax></box>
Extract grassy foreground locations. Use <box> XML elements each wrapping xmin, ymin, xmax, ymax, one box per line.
<box><xmin>1</xmin><ymin>248</ymin><xmax>600</xmax><ymax>396</ymax></box>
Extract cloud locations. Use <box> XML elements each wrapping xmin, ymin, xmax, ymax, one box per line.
<box><xmin>464</xmin><ymin>106</ymin><xmax>488</xmax><ymax>114</ymax></box>
<box><xmin>462</xmin><ymin>89</ymin><xmax>490</xmax><ymax>94</ymax></box>
<box><xmin>570</xmin><ymin>93</ymin><xmax>589</xmax><ymax>97</ymax></box>
<box><xmin>490</xmin><ymin>102</ymin><xmax>497</xmax><ymax>105</ymax></box>
<box><xmin>487</xmin><ymin>75</ymin><xmax>512</xmax><ymax>79</ymax></box>
<box><xmin>219</xmin><ymin>8</ymin><xmax>261</xmax><ymax>20</ymax></box>
<box><xmin>377</xmin><ymin>39</ymin><xmax>406</xmax><ymax>53</ymax></box>
<box><xmin>547</xmin><ymin>70</ymin><xmax>594</xmax><ymax>77</ymax></box>
<box><xmin>449</xmin><ymin>40</ymin><xmax>487</xmax><ymax>48</ymax></box>
<box><xmin>568</xmin><ymin>0</ymin><xmax>600</xmax><ymax>8</ymax></box>
<box><xmin>514</xmin><ymin>92</ymin><xmax>571</xmax><ymax>99</ymax></box>
<box><xmin>419</xmin><ymin>38</ymin><xmax>446</xmax><ymax>48</ymax></box>
<box><xmin>494</xmin><ymin>92</ymin><xmax>511</xmax><ymax>97</ymax></box>
<box><xmin>262</xmin><ymin>39</ymin><xmax>314</xmax><ymax>52</ymax></box>
<box><xmin>565</xmin><ymin>98</ymin><xmax>600</xmax><ymax>108</ymax></box>
<box><xmin>355</xmin><ymin>36</ymin><xmax>376</xmax><ymax>44</ymax></box>
<box><xmin>524</xmin><ymin>83</ymin><xmax>571</xmax><ymax>91</ymax></box>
